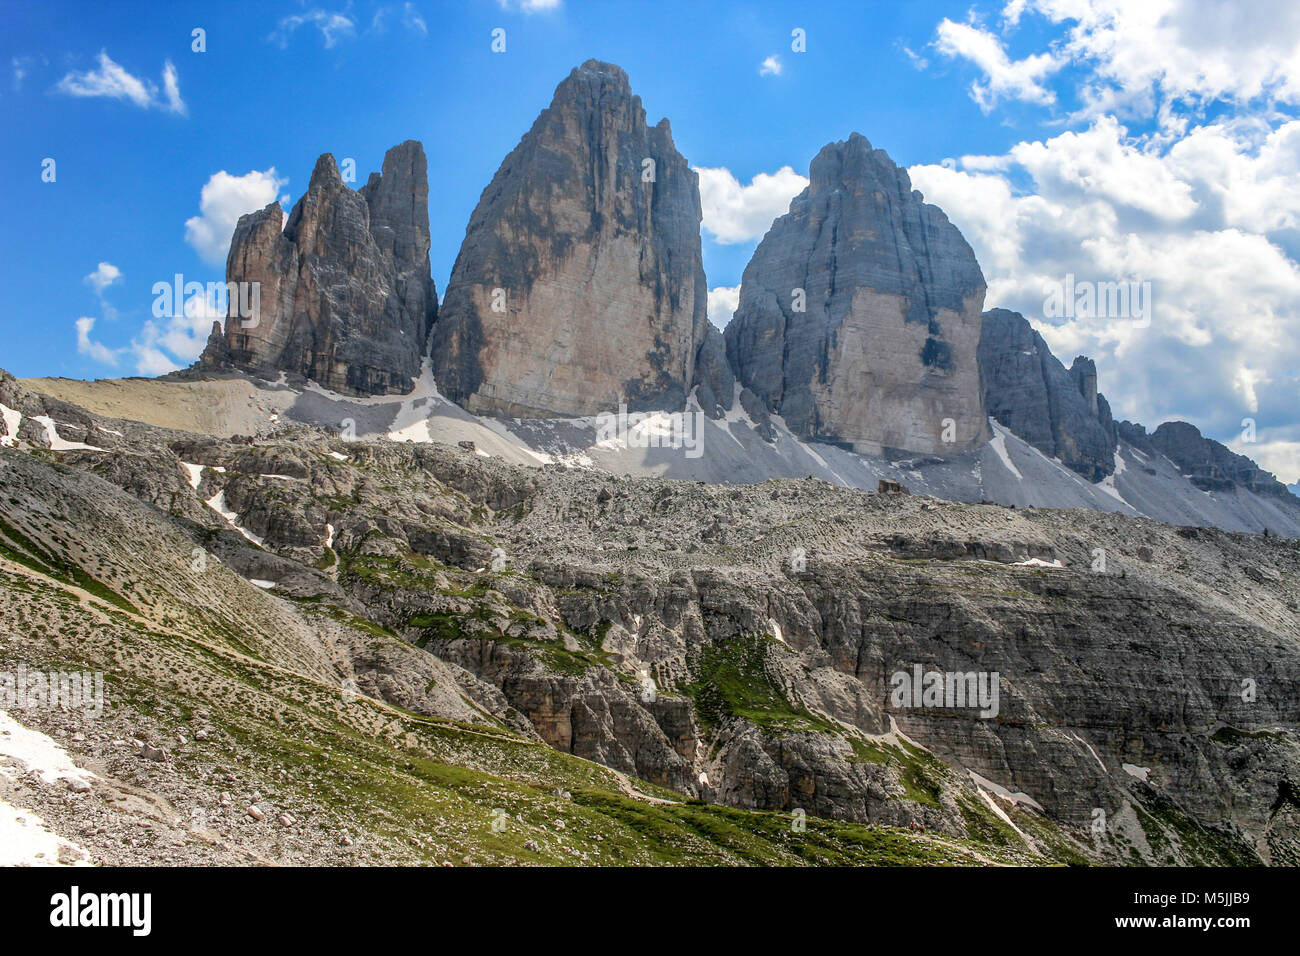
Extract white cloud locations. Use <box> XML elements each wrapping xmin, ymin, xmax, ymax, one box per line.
<box><xmin>1232</xmin><ymin>365</ymin><xmax>1269</xmax><ymax>412</ymax></box>
<box><xmin>131</xmin><ymin>343</ymin><xmax>182</xmax><ymax>377</ymax></box>
<box><xmin>142</xmin><ymin>287</ymin><xmax>224</xmax><ymax>370</ymax></box>
<box><xmin>1008</xmin><ymin>115</ymin><xmax>1198</xmax><ymax>218</ymax></box>
<box><xmin>695</xmin><ymin>165</ymin><xmax>808</xmax><ymax>244</ymax></box>
<box><xmin>707</xmin><ymin>286</ymin><xmax>741</xmax><ymax>328</ymax></box>
<box><xmin>269</xmin><ymin>10</ymin><xmax>357</xmax><ymax>49</ymax></box>
<box><xmin>12</xmin><ymin>55</ymin><xmax>37</xmax><ymax>91</ymax></box>
<box><xmin>76</xmin><ymin>284</ymin><xmax>226</xmax><ymax>377</ymax></box>
<box><xmin>934</xmin><ymin>18</ymin><xmax>1062</xmax><ymax>110</ymax></box>
<box><xmin>185</xmin><ymin>169</ymin><xmax>289</xmax><ymax>267</ymax></box>
<box><xmin>372</xmin><ymin>3</ymin><xmax>427</xmax><ymax>34</ymax></box>
<box><xmin>901</xmin><ymin>46</ymin><xmax>929</xmax><ymax>71</ymax></box>
<box><xmin>1002</xmin><ymin>0</ymin><xmax>1030</xmax><ymax>27</ymax></box>
<box><xmin>1040</xmin><ymin>0</ymin><xmax>1300</xmax><ymax>117</ymax></box>
<box><xmin>161</xmin><ymin>60</ymin><xmax>185</xmax><ymax>115</ymax></box>
<box><xmin>908</xmin><ymin>115</ymin><xmax>1300</xmax><ymax>448</ymax></box>
<box><xmin>75</xmin><ymin>317</ymin><xmax>121</xmax><ymax>366</ymax></box>
<box><xmin>759</xmin><ymin>55</ymin><xmax>783</xmax><ymax>77</ymax></box>
<box><xmin>1235</xmin><ymin>438</ymin><xmax>1300</xmax><ymax>485</ymax></box>
<box><xmin>53</xmin><ymin>51</ymin><xmax>185</xmax><ymax>114</ymax></box>
<box><xmin>83</xmin><ymin>262</ymin><xmax>122</xmax><ymax>293</ymax></box>
<box><xmin>934</xmin><ymin>1</ymin><xmax>1300</xmax><ymax>127</ymax></box>
<box><xmin>498</xmin><ymin>0</ymin><xmax>562</xmax><ymax>12</ymax></box>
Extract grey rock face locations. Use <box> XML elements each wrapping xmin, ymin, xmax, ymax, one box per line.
<box><xmin>359</xmin><ymin>141</ymin><xmax>438</xmax><ymax>348</ymax></box>
<box><xmin>724</xmin><ymin>133</ymin><xmax>988</xmax><ymax>456</ymax></box>
<box><xmin>1121</xmin><ymin>419</ymin><xmax>1292</xmax><ymax>496</ymax></box>
<box><xmin>200</xmin><ymin>142</ymin><xmax>436</xmax><ymax>396</ymax></box>
<box><xmin>431</xmin><ymin>60</ymin><xmax>726</xmax><ymax>419</ymax></box>
<box><xmin>9</xmin><ymin>368</ymin><xmax>1300</xmax><ymax>864</ymax></box>
<box><xmin>978</xmin><ymin>308</ymin><xmax>1118</xmax><ymax>481</ymax></box>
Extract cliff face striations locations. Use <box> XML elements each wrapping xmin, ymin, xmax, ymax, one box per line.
<box><xmin>978</xmin><ymin>308</ymin><xmax>1119</xmax><ymax>481</ymax></box>
<box><xmin>724</xmin><ymin>133</ymin><xmax>989</xmax><ymax>456</ymax></box>
<box><xmin>431</xmin><ymin>60</ymin><xmax>731</xmax><ymax>419</ymax></box>
<box><xmin>201</xmin><ymin>141</ymin><xmax>436</xmax><ymax>396</ymax></box>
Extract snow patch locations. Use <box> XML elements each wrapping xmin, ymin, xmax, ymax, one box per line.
<box><xmin>988</xmin><ymin>420</ymin><xmax>1023</xmax><ymax>481</ymax></box>
<box><xmin>1096</xmin><ymin>448</ymin><xmax>1130</xmax><ymax>505</ymax></box>
<box><xmin>1014</xmin><ymin>557</ymin><xmax>1065</xmax><ymax>569</ymax></box>
<box><xmin>31</xmin><ymin>416</ymin><xmax>102</xmax><ymax>452</ymax></box>
<box><xmin>0</xmin><ymin>709</ymin><xmax>99</xmax><ymax>790</ymax></box>
<box><xmin>180</xmin><ymin>462</ymin><xmax>204</xmax><ymax>489</ymax></box>
<box><xmin>0</xmin><ymin>403</ymin><xmax>23</xmax><ymax>446</ymax></box>
<box><xmin>1122</xmin><ymin>763</ymin><xmax>1151</xmax><ymax>782</ymax></box>
<box><xmin>1069</xmin><ymin>732</ymin><xmax>1108</xmax><ymax>773</ymax></box>
<box><xmin>249</xmin><ymin>579</ymin><xmax>276</xmax><ymax>589</ymax></box>
<box><xmin>203</xmin><ymin>491</ymin><xmax>264</xmax><ymax>546</ymax></box>
<box><xmin>768</xmin><ymin>618</ymin><xmax>785</xmax><ymax>644</ymax></box>
<box><xmin>384</xmin><ymin>358</ymin><xmax>449</xmax><ymax>443</ymax></box>
<box><xmin>0</xmin><ymin>797</ymin><xmax>93</xmax><ymax>866</ymax></box>
<box><xmin>968</xmin><ymin>770</ymin><xmax>1044</xmax><ymax>811</ymax></box>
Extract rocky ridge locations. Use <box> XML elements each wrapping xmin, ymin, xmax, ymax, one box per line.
<box><xmin>1119</xmin><ymin>420</ymin><xmax>1293</xmax><ymax>497</ymax></box>
<box><xmin>978</xmin><ymin>308</ymin><xmax>1119</xmax><ymax>481</ymax></box>
<box><xmin>3</xmin><ymin>371</ymin><xmax>1298</xmax><ymax>865</ymax></box>
<box><xmin>200</xmin><ymin>141</ymin><xmax>437</xmax><ymax>396</ymax></box>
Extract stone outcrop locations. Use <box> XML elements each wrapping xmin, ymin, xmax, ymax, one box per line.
<box><xmin>724</xmin><ymin>133</ymin><xmax>988</xmax><ymax>456</ymax></box>
<box><xmin>431</xmin><ymin>60</ymin><xmax>730</xmax><ymax>419</ymax></box>
<box><xmin>978</xmin><ymin>308</ymin><xmax>1118</xmax><ymax>481</ymax></box>
<box><xmin>1119</xmin><ymin>419</ymin><xmax>1293</xmax><ymax>496</ymax></box>
<box><xmin>18</xmin><ymin>406</ymin><xmax>1300</xmax><ymax>863</ymax></box>
<box><xmin>200</xmin><ymin>141</ymin><xmax>436</xmax><ymax>396</ymax></box>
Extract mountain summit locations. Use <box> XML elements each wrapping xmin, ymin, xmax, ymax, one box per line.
<box><xmin>725</xmin><ymin>133</ymin><xmax>989</xmax><ymax>456</ymax></box>
<box><xmin>430</xmin><ymin>60</ymin><xmax>733</xmax><ymax>418</ymax></box>
<box><xmin>201</xmin><ymin>141</ymin><xmax>436</xmax><ymax>396</ymax></box>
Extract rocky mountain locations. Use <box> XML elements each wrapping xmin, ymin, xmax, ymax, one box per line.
<box><xmin>1119</xmin><ymin>420</ymin><xmax>1293</xmax><ymax>497</ymax></box>
<box><xmin>9</xmin><ymin>58</ymin><xmax>1300</xmax><ymax>871</ymax></box>
<box><xmin>430</xmin><ymin>60</ymin><xmax>732</xmax><ymax>419</ymax></box>
<box><xmin>979</xmin><ymin>308</ymin><xmax>1118</xmax><ymax>481</ymax></box>
<box><xmin>3</xmin><ymin>370</ymin><xmax>1298</xmax><ymax>865</ymax></box>
<box><xmin>22</xmin><ymin>360</ymin><xmax>1300</xmax><ymax>538</ymax></box>
<box><xmin>200</xmin><ymin>141</ymin><xmax>436</xmax><ymax>396</ymax></box>
<box><xmin>724</xmin><ymin>133</ymin><xmax>988</xmax><ymax>456</ymax></box>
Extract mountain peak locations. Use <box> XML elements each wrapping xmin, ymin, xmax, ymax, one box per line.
<box><xmin>725</xmin><ymin>133</ymin><xmax>988</xmax><ymax>456</ymax></box>
<box><xmin>199</xmin><ymin>143</ymin><xmax>433</xmax><ymax>396</ymax></box>
<box><xmin>429</xmin><ymin>59</ymin><xmax>728</xmax><ymax>418</ymax></box>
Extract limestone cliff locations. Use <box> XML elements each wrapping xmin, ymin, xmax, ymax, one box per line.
<box><xmin>978</xmin><ymin>308</ymin><xmax>1118</xmax><ymax>481</ymax></box>
<box><xmin>1120</xmin><ymin>419</ymin><xmax>1294</xmax><ymax>497</ymax></box>
<box><xmin>200</xmin><ymin>141</ymin><xmax>436</xmax><ymax>396</ymax></box>
<box><xmin>431</xmin><ymin>60</ymin><xmax>730</xmax><ymax>418</ymax></box>
<box><xmin>724</xmin><ymin>133</ymin><xmax>988</xmax><ymax>456</ymax></box>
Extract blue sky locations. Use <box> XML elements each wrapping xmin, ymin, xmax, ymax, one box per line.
<box><xmin>2</xmin><ymin>0</ymin><xmax>1299</xmax><ymax>480</ymax></box>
